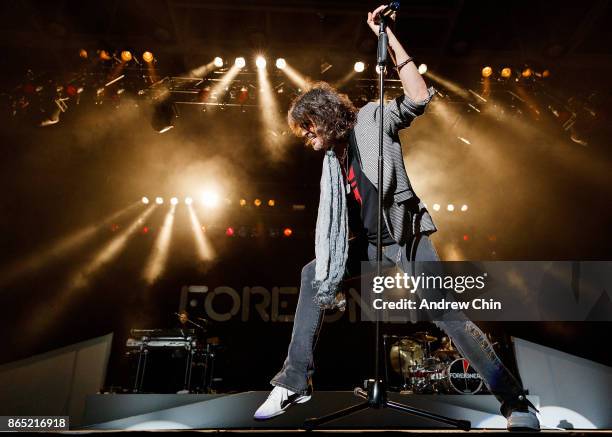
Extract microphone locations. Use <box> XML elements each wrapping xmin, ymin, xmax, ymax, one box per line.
<box><xmin>376</xmin><ymin>1</ymin><xmax>400</xmax><ymax>21</ymax></box>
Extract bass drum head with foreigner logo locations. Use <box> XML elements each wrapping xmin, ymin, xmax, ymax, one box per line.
<box><xmin>447</xmin><ymin>358</ymin><xmax>483</xmax><ymax>394</ymax></box>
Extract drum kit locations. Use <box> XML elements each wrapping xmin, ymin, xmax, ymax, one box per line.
<box><xmin>384</xmin><ymin>332</ymin><xmax>484</xmax><ymax>395</ymax></box>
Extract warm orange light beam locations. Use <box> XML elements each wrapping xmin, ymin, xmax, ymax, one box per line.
<box><xmin>210</xmin><ymin>64</ymin><xmax>242</xmax><ymax>101</ymax></box>
<box><xmin>187</xmin><ymin>204</ymin><xmax>215</xmax><ymax>261</ymax></box>
<box><xmin>257</xmin><ymin>65</ymin><xmax>287</xmax><ymax>159</ymax></box>
<box><xmin>281</xmin><ymin>63</ymin><xmax>308</xmax><ymax>89</ymax></box>
<box><xmin>189</xmin><ymin>60</ymin><xmax>217</xmax><ymax>78</ymax></box>
<box><xmin>0</xmin><ymin>202</ymin><xmax>140</xmax><ymax>288</ymax></box>
<box><xmin>143</xmin><ymin>205</ymin><xmax>176</xmax><ymax>284</ymax></box>
<box><xmin>424</xmin><ymin>71</ymin><xmax>470</xmax><ymax>100</ymax></box>
<box><xmin>71</xmin><ymin>205</ymin><xmax>157</xmax><ymax>290</ymax></box>
<box><xmin>25</xmin><ymin>205</ymin><xmax>156</xmax><ymax>337</ymax></box>
<box><xmin>333</xmin><ymin>71</ymin><xmax>357</xmax><ymax>89</ymax></box>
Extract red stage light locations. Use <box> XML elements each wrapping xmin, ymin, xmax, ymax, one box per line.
<box><xmin>143</xmin><ymin>226</ymin><xmax>149</xmax><ymax>234</ymax></box>
<box><xmin>238</xmin><ymin>87</ymin><xmax>249</xmax><ymax>104</ymax></box>
<box><xmin>66</xmin><ymin>85</ymin><xmax>78</xmax><ymax>97</ymax></box>
<box><xmin>283</xmin><ymin>228</ymin><xmax>293</xmax><ymax>237</ymax></box>
<box><xmin>463</xmin><ymin>234</ymin><xmax>469</xmax><ymax>241</ymax></box>
<box><xmin>226</xmin><ymin>227</ymin><xmax>235</xmax><ymax>237</ymax></box>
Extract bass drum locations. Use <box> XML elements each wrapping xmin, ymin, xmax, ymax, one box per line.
<box><xmin>438</xmin><ymin>358</ymin><xmax>484</xmax><ymax>394</ymax></box>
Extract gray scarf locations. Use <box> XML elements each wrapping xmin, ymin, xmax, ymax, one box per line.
<box><xmin>312</xmin><ymin>149</ymin><xmax>349</xmax><ymax>310</ymax></box>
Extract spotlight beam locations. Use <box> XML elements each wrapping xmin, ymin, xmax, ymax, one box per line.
<box><xmin>188</xmin><ymin>59</ymin><xmax>219</xmax><ymax>78</ymax></box>
<box><xmin>257</xmin><ymin>65</ymin><xmax>286</xmax><ymax>159</ymax></box>
<box><xmin>0</xmin><ymin>202</ymin><xmax>140</xmax><ymax>288</ymax></box>
<box><xmin>188</xmin><ymin>204</ymin><xmax>215</xmax><ymax>261</ymax></box>
<box><xmin>424</xmin><ymin>70</ymin><xmax>470</xmax><ymax>100</ymax></box>
<box><xmin>143</xmin><ymin>205</ymin><xmax>176</xmax><ymax>284</ymax></box>
<box><xmin>333</xmin><ymin>70</ymin><xmax>357</xmax><ymax>89</ymax></box>
<box><xmin>280</xmin><ymin>63</ymin><xmax>308</xmax><ymax>89</ymax></box>
<box><xmin>210</xmin><ymin>64</ymin><xmax>242</xmax><ymax>101</ymax></box>
<box><xmin>72</xmin><ymin>205</ymin><xmax>157</xmax><ymax>290</ymax></box>
<box><xmin>25</xmin><ymin>205</ymin><xmax>157</xmax><ymax>337</ymax></box>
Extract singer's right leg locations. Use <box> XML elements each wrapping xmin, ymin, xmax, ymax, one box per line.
<box><xmin>270</xmin><ymin>259</ymin><xmax>324</xmax><ymax>395</ymax></box>
<box><xmin>254</xmin><ymin>260</ymin><xmax>322</xmax><ymax>419</ymax></box>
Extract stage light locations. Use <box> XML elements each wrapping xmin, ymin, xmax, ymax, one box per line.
<box><xmin>185</xmin><ymin>197</ymin><xmax>193</xmax><ymax>205</ymax></box>
<box><xmin>375</xmin><ymin>65</ymin><xmax>385</xmax><ymax>75</ymax></box>
<box><xmin>170</xmin><ymin>197</ymin><xmax>179</xmax><ymax>205</ymax></box>
<box><xmin>201</xmin><ymin>190</ymin><xmax>220</xmax><ymax>208</ymax></box>
<box><xmin>156</xmin><ymin>197</ymin><xmax>164</xmax><ymax>205</ymax></box>
<box><xmin>238</xmin><ymin>86</ymin><xmax>249</xmax><ymax>104</ymax></box>
<box><xmin>501</xmin><ymin>67</ymin><xmax>512</xmax><ymax>78</ymax></box>
<box><xmin>151</xmin><ymin>99</ymin><xmax>177</xmax><ymax>133</ymax></box>
<box><xmin>481</xmin><ymin>66</ymin><xmax>493</xmax><ymax>78</ymax></box>
<box><xmin>142</xmin><ymin>197</ymin><xmax>150</xmax><ymax>205</ymax></box>
<box><xmin>276</xmin><ymin>58</ymin><xmax>286</xmax><ymax>69</ymax></box>
<box><xmin>354</xmin><ymin>61</ymin><xmax>365</xmax><ymax>73</ymax></box>
<box><xmin>121</xmin><ymin>51</ymin><xmax>133</xmax><ymax>62</ymax></box>
<box><xmin>213</xmin><ymin>57</ymin><xmax>223</xmax><ymax>68</ymax></box>
<box><xmin>461</xmin><ymin>204</ymin><xmax>468</xmax><ymax>212</ymax></box>
<box><xmin>235</xmin><ymin>57</ymin><xmax>246</xmax><ymax>68</ymax></box>
<box><xmin>142</xmin><ymin>51</ymin><xmax>154</xmax><ymax>63</ymax></box>
<box><xmin>226</xmin><ymin>227</ymin><xmax>235</xmax><ymax>237</ymax></box>
<box><xmin>542</xmin><ymin>69</ymin><xmax>551</xmax><ymax>78</ymax></box>
<box><xmin>283</xmin><ymin>228</ymin><xmax>293</xmax><ymax>237</ymax></box>
<box><xmin>254</xmin><ymin>199</ymin><xmax>262</xmax><ymax>207</ymax></box>
<box><xmin>447</xmin><ymin>204</ymin><xmax>455</xmax><ymax>212</ymax></box>
<box><xmin>66</xmin><ymin>85</ymin><xmax>78</xmax><ymax>97</ymax></box>
<box><xmin>433</xmin><ymin>203</ymin><xmax>440</xmax><ymax>211</ymax></box>
<box><xmin>418</xmin><ymin>64</ymin><xmax>428</xmax><ymax>75</ymax></box>
<box><xmin>79</xmin><ymin>49</ymin><xmax>88</xmax><ymax>59</ymax></box>
<box><xmin>267</xmin><ymin>199</ymin><xmax>275</xmax><ymax>207</ymax></box>
<box><xmin>99</xmin><ymin>50</ymin><xmax>111</xmax><ymax>61</ymax></box>
<box><xmin>239</xmin><ymin>199</ymin><xmax>247</xmax><ymax>207</ymax></box>
<box><xmin>463</xmin><ymin>234</ymin><xmax>469</xmax><ymax>241</ymax></box>
<box><xmin>521</xmin><ymin>68</ymin><xmax>532</xmax><ymax>78</ymax></box>
<box><xmin>256</xmin><ymin>56</ymin><xmax>267</xmax><ymax>69</ymax></box>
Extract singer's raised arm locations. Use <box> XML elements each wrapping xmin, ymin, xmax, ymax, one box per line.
<box><xmin>366</xmin><ymin>4</ymin><xmax>431</xmax><ymax>103</ymax></box>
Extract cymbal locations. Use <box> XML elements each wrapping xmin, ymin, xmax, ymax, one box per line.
<box><xmin>390</xmin><ymin>338</ymin><xmax>424</xmax><ymax>374</ymax></box>
<box><xmin>412</xmin><ymin>332</ymin><xmax>437</xmax><ymax>343</ymax></box>
<box><xmin>434</xmin><ymin>348</ymin><xmax>460</xmax><ymax>361</ymax></box>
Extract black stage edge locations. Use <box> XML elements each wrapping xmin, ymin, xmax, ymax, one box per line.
<box><xmin>80</xmin><ymin>392</ymin><xmax>543</xmax><ymax>431</ymax></box>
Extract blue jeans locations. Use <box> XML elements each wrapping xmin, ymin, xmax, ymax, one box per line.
<box><xmin>271</xmin><ymin>235</ymin><xmax>528</xmax><ymax>417</ymax></box>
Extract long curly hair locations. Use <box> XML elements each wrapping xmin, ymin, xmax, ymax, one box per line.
<box><xmin>288</xmin><ymin>82</ymin><xmax>357</xmax><ymax>146</ymax></box>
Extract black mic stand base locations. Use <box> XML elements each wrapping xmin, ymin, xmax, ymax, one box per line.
<box><xmin>303</xmin><ymin>379</ymin><xmax>470</xmax><ymax>431</ymax></box>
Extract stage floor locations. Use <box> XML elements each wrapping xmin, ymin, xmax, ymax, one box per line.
<box><xmin>81</xmin><ymin>391</ymin><xmax>541</xmax><ymax>431</ymax></box>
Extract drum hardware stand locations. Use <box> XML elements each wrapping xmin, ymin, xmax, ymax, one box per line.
<box><xmin>132</xmin><ymin>337</ymin><xmax>149</xmax><ymax>393</ymax></box>
<box><xmin>201</xmin><ymin>343</ymin><xmax>217</xmax><ymax>393</ymax></box>
<box><xmin>179</xmin><ymin>341</ymin><xmax>195</xmax><ymax>393</ymax></box>
<box><xmin>304</xmin><ymin>7</ymin><xmax>470</xmax><ymax>430</ymax></box>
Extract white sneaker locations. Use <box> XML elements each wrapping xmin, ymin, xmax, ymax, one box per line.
<box><xmin>253</xmin><ymin>386</ymin><xmax>312</xmax><ymax>420</ymax></box>
<box><xmin>507</xmin><ymin>409</ymin><xmax>540</xmax><ymax>431</ymax></box>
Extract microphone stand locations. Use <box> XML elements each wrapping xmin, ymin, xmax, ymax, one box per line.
<box><xmin>304</xmin><ymin>14</ymin><xmax>470</xmax><ymax>431</ymax></box>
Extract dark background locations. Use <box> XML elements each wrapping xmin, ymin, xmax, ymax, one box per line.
<box><xmin>0</xmin><ymin>0</ymin><xmax>610</xmax><ymax>393</ymax></box>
